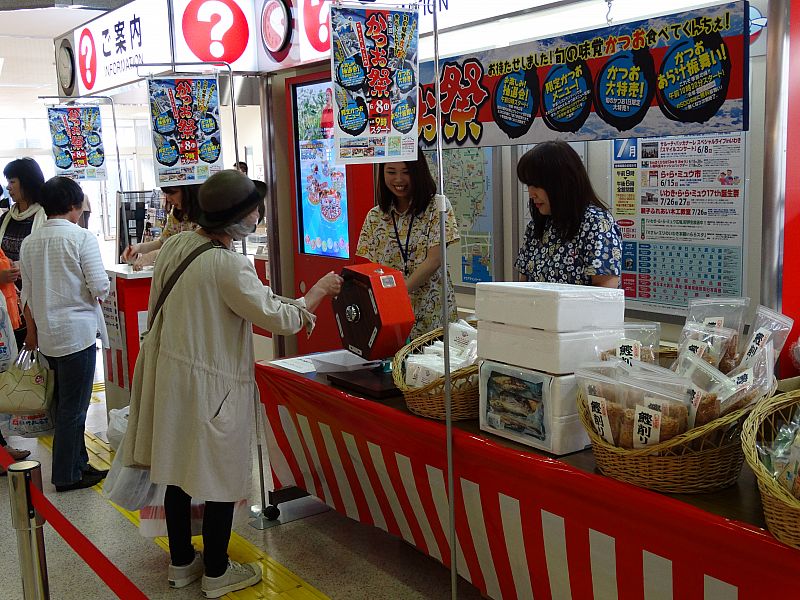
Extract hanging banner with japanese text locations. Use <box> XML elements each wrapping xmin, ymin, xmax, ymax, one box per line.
<box><xmin>610</xmin><ymin>133</ymin><xmax>747</xmax><ymax>316</ymax></box>
<box><xmin>48</xmin><ymin>106</ymin><xmax>107</xmax><ymax>181</ymax></box>
<box><xmin>331</xmin><ymin>4</ymin><xmax>419</xmax><ymax>164</ymax></box>
<box><xmin>418</xmin><ymin>1</ymin><xmax>748</xmax><ymax>149</ymax></box>
<box><xmin>147</xmin><ymin>76</ymin><xmax>223</xmax><ymax>186</ymax></box>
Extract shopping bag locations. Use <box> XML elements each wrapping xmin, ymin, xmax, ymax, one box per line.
<box><xmin>106</xmin><ymin>406</ymin><xmax>129</xmax><ymax>451</ymax></box>
<box><xmin>103</xmin><ymin>435</ymin><xmax>159</xmax><ymax>511</ymax></box>
<box><xmin>0</xmin><ymin>349</ymin><xmax>54</xmax><ymax>414</ymax></box>
<box><xmin>9</xmin><ymin>411</ymin><xmax>54</xmax><ymax>437</ymax></box>
<box><xmin>0</xmin><ymin>303</ymin><xmax>17</xmax><ymax>372</ymax></box>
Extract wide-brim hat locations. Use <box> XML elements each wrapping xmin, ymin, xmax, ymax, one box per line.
<box><xmin>197</xmin><ymin>170</ymin><xmax>261</xmax><ymax>229</ymax></box>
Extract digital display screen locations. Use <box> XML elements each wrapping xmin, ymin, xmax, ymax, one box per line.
<box><xmin>293</xmin><ymin>80</ymin><xmax>350</xmax><ymax>258</ymax></box>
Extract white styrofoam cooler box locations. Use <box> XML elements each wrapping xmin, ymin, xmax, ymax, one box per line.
<box><xmin>475</xmin><ymin>281</ymin><xmax>624</xmax><ymax>331</ymax></box>
<box><xmin>478</xmin><ymin>320</ymin><xmax>624</xmax><ymax>375</ymax></box>
<box><xmin>479</xmin><ymin>360</ymin><xmax>589</xmax><ymax>455</ymax></box>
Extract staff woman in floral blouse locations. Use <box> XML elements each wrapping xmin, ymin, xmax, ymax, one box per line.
<box><xmin>357</xmin><ymin>152</ymin><xmax>459</xmax><ymax>340</ymax></box>
<box><xmin>515</xmin><ymin>141</ymin><xmax>622</xmax><ymax>287</ymax></box>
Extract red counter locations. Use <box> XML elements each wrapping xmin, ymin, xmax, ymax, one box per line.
<box><xmin>102</xmin><ymin>265</ymin><xmax>152</xmax><ymax>413</ymax></box>
<box><xmin>256</xmin><ymin>363</ymin><xmax>800</xmax><ymax>600</ymax></box>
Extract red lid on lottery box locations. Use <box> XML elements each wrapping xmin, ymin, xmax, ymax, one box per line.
<box><xmin>332</xmin><ymin>263</ymin><xmax>415</xmax><ymax>360</ymax></box>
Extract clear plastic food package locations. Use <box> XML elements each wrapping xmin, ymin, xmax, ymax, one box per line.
<box><xmin>672</xmin><ymin>351</ymin><xmax>737</xmax><ymax>427</ymax></box>
<box><xmin>576</xmin><ymin>369</ymin><xmax>621</xmax><ymax>446</ymax></box>
<box><xmin>676</xmin><ymin>322</ymin><xmax>739</xmax><ymax>371</ymax></box>
<box><xmin>721</xmin><ymin>341</ymin><xmax>775</xmax><ymax>417</ymax></box>
<box><xmin>686</xmin><ymin>297</ymin><xmax>750</xmax><ymax>334</ymax></box>
<box><xmin>615</xmin><ymin>377</ymin><xmax>692</xmax><ymax>449</ymax></box>
<box><xmin>598</xmin><ymin>321</ymin><xmax>661</xmax><ymax>365</ymax></box>
<box><xmin>741</xmin><ymin>305</ymin><xmax>795</xmax><ymax>366</ymax></box>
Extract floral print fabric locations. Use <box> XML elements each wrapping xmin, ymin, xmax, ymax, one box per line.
<box><xmin>357</xmin><ymin>198</ymin><xmax>459</xmax><ymax>340</ymax></box>
<box><xmin>515</xmin><ymin>204</ymin><xmax>622</xmax><ymax>285</ymax></box>
<box><xmin>160</xmin><ymin>209</ymin><xmax>199</xmax><ymax>241</ymax></box>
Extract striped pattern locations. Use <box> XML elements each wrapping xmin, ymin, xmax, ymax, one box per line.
<box><xmin>257</xmin><ymin>365</ymin><xmax>800</xmax><ymax>600</ymax></box>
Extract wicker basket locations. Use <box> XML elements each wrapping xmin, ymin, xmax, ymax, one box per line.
<box><xmin>577</xmin><ymin>384</ymin><xmax>774</xmax><ymax>494</ymax></box>
<box><xmin>391</xmin><ymin>323</ymin><xmax>479</xmax><ymax>420</ymax></box>
<box><xmin>742</xmin><ymin>390</ymin><xmax>800</xmax><ymax>549</ymax></box>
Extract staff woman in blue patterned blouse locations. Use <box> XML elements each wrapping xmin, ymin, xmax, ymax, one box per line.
<box><xmin>515</xmin><ymin>140</ymin><xmax>622</xmax><ymax>288</ymax></box>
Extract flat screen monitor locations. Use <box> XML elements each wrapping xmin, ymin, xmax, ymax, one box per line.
<box><xmin>291</xmin><ymin>80</ymin><xmax>350</xmax><ymax>258</ymax></box>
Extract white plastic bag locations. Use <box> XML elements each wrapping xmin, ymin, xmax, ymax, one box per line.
<box><xmin>0</xmin><ymin>303</ymin><xmax>17</xmax><ymax>373</ymax></box>
<box><xmin>103</xmin><ymin>435</ymin><xmax>159</xmax><ymax>510</ymax></box>
<box><xmin>106</xmin><ymin>406</ymin><xmax>129</xmax><ymax>451</ymax></box>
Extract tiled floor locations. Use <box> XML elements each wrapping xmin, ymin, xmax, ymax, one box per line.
<box><xmin>0</xmin><ymin>348</ymin><xmax>482</xmax><ymax>599</ymax></box>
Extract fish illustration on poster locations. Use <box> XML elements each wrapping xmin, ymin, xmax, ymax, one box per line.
<box><xmin>47</xmin><ymin>106</ymin><xmax>107</xmax><ymax>181</ymax></box>
<box><xmin>331</xmin><ymin>4</ymin><xmax>420</xmax><ymax>164</ymax></box>
<box><xmin>418</xmin><ymin>1</ymin><xmax>748</xmax><ymax>149</ymax></box>
<box><xmin>147</xmin><ymin>76</ymin><xmax>223</xmax><ymax>185</ymax></box>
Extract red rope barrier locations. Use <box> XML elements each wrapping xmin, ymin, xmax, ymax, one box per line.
<box><xmin>1</xmin><ymin>446</ymin><xmax>148</xmax><ymax>599</ymax></box>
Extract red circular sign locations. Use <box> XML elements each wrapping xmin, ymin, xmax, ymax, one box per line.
<box><xmin>182</xmin><ymin>0</ymin><xmax>249</xmax><ymax>63</ymax></box>
<box><xmin>303</xmin><ymin>0</ymin><xmax>330</xmax><ymax>53</ymax></box>
<box><xmin>78</xmin><ymin>29</ymin><xmax>97</xmax><ymax>90</ymax></box>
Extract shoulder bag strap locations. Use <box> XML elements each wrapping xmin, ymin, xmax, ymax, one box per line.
<box><xmin>148</xmin><ymin>240</ymin><xmax>223</xmax><ymax>329</ymax></box>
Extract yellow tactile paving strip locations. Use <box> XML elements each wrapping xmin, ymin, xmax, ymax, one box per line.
<box><xmin>38</xmin><ymin>432</ymin><xmax>329</xmax><ymax>599</ymax></box>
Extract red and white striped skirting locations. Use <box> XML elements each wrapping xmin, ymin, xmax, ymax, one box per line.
<box><xmin>256</xmin><ymin>364</ymin><xmax>800</xmax><ymax>600</ymax></box>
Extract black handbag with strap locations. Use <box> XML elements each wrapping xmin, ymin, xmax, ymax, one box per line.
<box><xmin>147</xmin><ymin>239</ymin><xmax>224</xmax><ymax>330</ymax></box>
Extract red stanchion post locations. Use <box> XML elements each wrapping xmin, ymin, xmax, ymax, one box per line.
<box><xmin>8</xmin><ymin>460</ymin><xmax>50</xmax><ymax>600</ymax></box>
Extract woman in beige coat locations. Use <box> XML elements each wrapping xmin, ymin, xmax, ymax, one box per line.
<box><xmin>123</xmin><ymin>170</ymin><xmax>342</xmax><ymax>598</ymax></box>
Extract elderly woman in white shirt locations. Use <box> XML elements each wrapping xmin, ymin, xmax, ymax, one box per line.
<box><xmin>21</xmin><ymin>176</ymin><xmax>110</xmax><ymax>492</ymax></box>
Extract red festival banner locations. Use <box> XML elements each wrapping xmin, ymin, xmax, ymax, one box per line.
<box><xmin>417</xmin><ymin>2</ymin><xmax>749</xmax><ymax>149</ymax></box>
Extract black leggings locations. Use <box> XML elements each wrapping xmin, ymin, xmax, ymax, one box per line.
<box><xmin>164</xmin><ymin>485</ymin><xmax>235</xmax><ymax>578</ymax></box>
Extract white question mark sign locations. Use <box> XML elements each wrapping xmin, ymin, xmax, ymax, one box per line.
<box><xmin>80</xmin><ymin>34</ymin><xmax>94</xmax><ymax>85</ymax></box>
<box><xmin>197</xmin><ymin>0</ymin><xmax>235</xmax><ymax>59</ymax></box>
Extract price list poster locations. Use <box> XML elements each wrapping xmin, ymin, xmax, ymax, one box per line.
<box><xmin>611</xmin><ymin>133</ymin><xmax>746</xmax><ymax>315</ymax></box>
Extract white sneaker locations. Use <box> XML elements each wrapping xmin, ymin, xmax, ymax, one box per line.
<box><xmin>201</xmin><ymin>559</ymin><xmax>262</xmax><ymax>598</ymax></box>
<box><xmin>168</xmin><ymin>551</ymin><xmax>203</xmax><ymax>588</ymax></box>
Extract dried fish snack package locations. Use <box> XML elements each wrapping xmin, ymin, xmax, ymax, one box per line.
<box><xmin>615</xmin><ymin>377</ymin><xmax>692</xmax><ymax>449</ymax></box>
<box><xmin>597</xmin><ymin>321</ymin><xmax>661</xmax><ymax>365</ymax></box>
<box><xmin>675</xmin><ymin>322</ymin><xmax>739</xmax><ymax>371</ymax></box>
<box><xmin>686</xmin><ymin>297</ymin><xmax>750</xmax><ymax>335</ymax></box>
<box><xmin>721</xmin><ymin>341</ymin><xmax>775</xmax><ymax>417</ymax></box>
<box><xmin>576</xmin><ymin>369</ymin><xmax>623</xmax><ymax>446</ymax></box>
<box><xmin>672</xmin><ymin>351</ymin><xmax>737</xmax><ymax>428</ymax></box>
<box><xmin>576</xmin><ymin>359</ymin><xmax>627</xmax><ymax>380</ymax></box>
<box><xmin>741</xmin><ymin>305</ymin><xmax>794</xmax><ymax>367</ymax></box>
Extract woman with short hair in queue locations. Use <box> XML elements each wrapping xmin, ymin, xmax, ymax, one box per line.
<box><xmin>357</xmin><ymin>150</ymin><xmax>460</xmax><ymax>340</ymax></box>
<box><xmin>20</xmin><ymin>177</ymin><xmax>111</xmax><ymax>491</ymax></box>
<box><xmin>515</xmin><ymin>140</ymin><xmax>622</xmax><ymax>287</ymax></box>
<box><xmin>0</xmin><ymin>158</ymin><xmax>46</xmax><ymax>465</ymax></box>
<box><xmin>123</xmin><ymin>171</ymin><xmax>342</xmax><ymax>597</ymax></box>
<box><xmin>121</xmin><ymin>184</ymin><xmax>201</xmax><ymax>270</ymax></box>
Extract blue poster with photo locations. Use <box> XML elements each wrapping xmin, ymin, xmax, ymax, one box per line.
<box><xmin>331</xmin><ymin>5</ymin><xmax>420</xmax><ymax>164</ymax></box>
<box><xmin>147</xmin><ymin>76</ymin><xmax>223</xmax><ymax>186</ymax></box>
<box><xmin>294</xmin><ymin>81</ymin><xmax>350</xmax><ymax>259</ymax></box>
<box><xmin>48</xmin><ymin>105</ymin><xmax>107</xmax><ymax>181</ymax></box>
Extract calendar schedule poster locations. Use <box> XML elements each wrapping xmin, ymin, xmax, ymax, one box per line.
<box><xmin>610</xmin><ymin>133</ymin><xmax>746</xmax><ymax>316</ymax></box>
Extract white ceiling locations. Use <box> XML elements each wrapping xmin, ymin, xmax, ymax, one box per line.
<box><xmin>0</xmin><ymin>8</ymin><xmax>104</xmax><ymax>116</ymax></box>
<box><xmin>0</xmin><ymin>7</ymin><xmax>103</xmax><ymax>39</ymax></box>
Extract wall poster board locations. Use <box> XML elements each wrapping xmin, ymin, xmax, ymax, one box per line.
<box><xmin>610</xmin><ymin>133</ymin><xmax>746</xmax><ymax>316</ymax></box>
<box><xmin>418</xmin><ymin>1</ymin><xmax>749</xmax><ymax>149</ymax></box>
<box><xmin>424</xmin><ymin>147</ymin><xmax>500</xmax><ymax>287</ymax></box>
<box><xmin>48</xmin><ymin>105</ymin><xmax>107</xmax><ymax>181</ymax></box>
<box><xmin>147</xmin><ymin>76</ymin><xmax>223</xmax><ymax>185</ymax></box>
<box><xmin>331</xmin><ymin>3</ymin><xmax>420</xmax><ymax>164</ymax></box>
